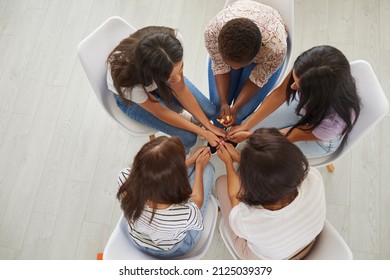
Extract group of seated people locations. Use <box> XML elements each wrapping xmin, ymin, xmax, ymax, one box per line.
<box><xmin>108</xmin><ymin>0</ymin><xmax>361</xmax><ymax>259</ymax></box>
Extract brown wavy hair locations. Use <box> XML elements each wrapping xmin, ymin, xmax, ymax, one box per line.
<box><xmin>107</xmin><ymin>26</ymin><xmax>183</xmax><ymax>104</ymax></box>
<box><xmin>117</xmin><ymin>136</ymin><xmax>192</xmax><ymax>223</ymax></box>
<box><xmin>237</xmin><ymin>128</ymin><xmax>309</xmax><ymax>206</ymax></box>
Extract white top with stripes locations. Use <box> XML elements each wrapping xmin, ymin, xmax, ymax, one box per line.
<box><xmin>229</xmin><ymin>168</ymin><xmax>326</xmax><ymax>259</ymax></box>
<box><xmin>117</xmin><ymin>168</ymin><xmax>204</xmax><ymax>251</ymax></box>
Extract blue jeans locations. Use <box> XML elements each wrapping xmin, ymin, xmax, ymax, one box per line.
<box><xmin>135</xmin><ymin>163</ymin><xmax>215</xmax><ymax>258</ymax></box>
<box><xmin>114</xmin><ymin>77</ymin><xmax>217</xmax><ymax>152</ymax></box>
<box><xmin>208</xmin><ymin>58</ymin><xmax>284</xmax><ymax>127</ymax></box>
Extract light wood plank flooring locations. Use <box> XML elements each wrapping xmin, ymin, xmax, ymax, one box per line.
<box><xmin>0</xmin><ymin>0</ymin><xmax>389</xmax><ymax>260</ymax></box>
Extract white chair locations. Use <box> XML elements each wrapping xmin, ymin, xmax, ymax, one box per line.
<box><xmin>103</xmin><ymin>195</ymin><xmax>219</xmax><ymax>260</ymax></box>
<box><xmin>308</xmin><ymin>60</ymin><xmax>389</xmax><ymax>171</ymax></box>
<box><xmin>219</xmin><ymin>218</ymin><xmax>353</xmax><ymax>260</ymax></box>
<box><xmin>304</xmin><ymin>220</ymin><xmax>353</xmax><ymax>260</ymax></box>
<box><xmin>223</xmin><ymin>0</ymin><xmax>294</xmax><ymax>85</ymax></box>
<box><xmin>77</xmin><ymin>16</ymin><xmax>157</xmax><ymax>140</ymax></box>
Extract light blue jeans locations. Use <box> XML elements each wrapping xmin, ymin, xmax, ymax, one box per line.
<box><xmin>135</xmin><ymin>163</ymin><xmax>215</xmax><ymax>258</ymax></box>
<box><xmin>114</xmin><ymin>77</ymin><xmax>217</xmax><ymax>152</ymax></box>
<box><xmin>208</xmin><ymin>58</ymin><xmax>284</xmax><ymax>127</ymax></box>
<box><xmin>251</xmin><ymin>97</ymin><xmax>343</xmax><ymax>159</ymax></box>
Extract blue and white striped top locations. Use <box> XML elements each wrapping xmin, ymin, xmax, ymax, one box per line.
<box><xmin>117</xmin><ymin>168</ymin><xmax>203</xmax><ymax>251</ymax></box>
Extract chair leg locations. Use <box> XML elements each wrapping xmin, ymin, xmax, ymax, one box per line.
<box><xmin>149</xmin><ymin>134</ymin><xmax>156</xmax><ymax>141</ymax></box>
<box><xmin>326</xmin><ymin>164</ymin><xmax>335</xmax><ymax>173</ymax></box>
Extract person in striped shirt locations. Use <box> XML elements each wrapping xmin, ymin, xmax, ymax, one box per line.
<box><xmin>216</xmin><ymin>127</ymin><xmax>326</xmax><ymax>259</ymax></box>
<box><xmin>116</xmin><ymin>136</ymin><xmax>214</xmax><ymax>258</ymax></box>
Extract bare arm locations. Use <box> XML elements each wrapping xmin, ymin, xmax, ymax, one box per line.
<box><xmin>228</xmin><ymin>70</ymin><xmax>292</xmax><ymax>140</ymax></box>
<box><xmin>243</xmin><ymin>71</ymin><xmax>292</xmax><ymax>130</ymax></box>
<box><xmin>171</xmin><ymin>73</ymin><xmax>226</xmax><ymax>141</ymax></box>
<box><xmin>214</xmin><ymin>73</ymin><xmax>231</xmax><ymax>121</ymax></box>
<box><xmin>280</xmin><ymin>126</ymin><xmax>320</xmax><ymax>142</ymax></box>
<box><xmin>228</xmin><ymin>79</ymin><xmax>261</xmax><ymax>126</ymax></box>
<box><xmin>190</xmin><ymin>148</ymin><xmax>211</xmax><ymax>208</ymax></box>
<box><xmin>217</xmin><ymin>143</ymin><xmax>240</xmax><ymax>207</ymax></box>
<box><xmin>139</xmin><ymin>97</ymin><xmax>206</xmax><ymax>136</ymax></box>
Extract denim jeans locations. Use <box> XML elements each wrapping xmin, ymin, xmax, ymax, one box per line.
<box><xmin>114</xmin><ymin>77</ymin><xmax>217</xmax><ymax>152</ymax></box>
<box><xmin>208</xmin><ymin>58</ymin><xmax>284</xmax><ymax>127</ymax></box>
<box><xmin>135</xmin><ymin>163</ymin><xmax>215</xmax><ymax>258</ymax></box>
<box><xmin>251</xmin><ymin>98</ymin><xmax>343</xmax><ymax>159</ymax></box>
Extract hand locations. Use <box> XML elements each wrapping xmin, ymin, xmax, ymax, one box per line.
<box><xmin>195</xmin><ymin>146</ymin><xmax>211</xmax><ymax>170</ymax></box>
<box><xmin>223</xmin><ymin>141</ymin><xmax>240</xmax><ymax>163</ymax></box>
<box><xmin>217</xmin><ymin>104</ymin><xmax>233</xmax><ymax>127</ymax></box>
<box><xmin>203</xmin><ymin>129</ymin><xmax>222</xmax><ymax>147</ymax></box>
<box><xmin>186</xmin><ymin>146</ymin><xmax>207</xmax><ymax>166</ymax></box>
<box><xmin>216</xmin><ymin>142</ymin><xmax>233</xmax><ymax>165</ymax></box>
<box><xmin>223</xmin><ymin>107</ymin><xmax>237</xmax><ymax>127</ymax></box>
<box><xmin>227</xmin><ymin>125</ymin><xmax>252</xmax><ymax>143</ymax></box>
<box><xmin>208</xmin><ymin>124</ymin><xmax>227</xmax><ymax>139</ymax></box>
<box><xmin>220</xmin><ymin>103</ymin><xmax>231</xmax><ymax>120</ymax></box>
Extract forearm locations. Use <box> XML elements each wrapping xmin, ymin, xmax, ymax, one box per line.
<box><xmin>225</xmin><ymin>161</ymin><xmax>240</xmax><ymax>207</ymax></box>
<box><xmin>177</xmin><ymin>87</ymin><xmax>214</xmax><ymax>130</ymax></box>
<box><xmin>214</xmin><ymin>73</ymin><xmax>230</xmax><ymax>105</ymax></box>
<box><xmin>242</xmin><ymin>70</ymin><xmax>292</xmax><ymax>130</ymax></box>
<box><xmin>242</xmin><ymin>89</ymin><xmax>286</xmax><ymax>130</ymax></box>
<box><xmin>191</xmin><ymin>168</ymin><xmax>204</xmax><ymax>209</ymax></box>
<box><xmin>141</xmin><ymin>101</ymin><xmax>207</xmax><ymax>137</ymax></box>
<box><xmin>231</xmin><ymin>80</ymin><xmax>261</xmax><ymax>113</ymax></box>
<box><xmin>283</xmin><ymin>127</ymin><xmax>320</xmax><ymax>142</ymax></box>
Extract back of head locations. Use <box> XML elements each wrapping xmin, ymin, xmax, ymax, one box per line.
<box><xmin>238</xmin><ymin>128</ymin><xmax>309</xmax><ymax>206</ymax></box>
<box><xmin>218</xmin><ymin>18</ymin><xmax>261</xmax><ymax>64</ymax></box>
<box><xmin>117</xmin><ymin>136</ymin><xmax>192</xmax><ymax>222</ymax></box>
<box><xmin>134</xmin><ymin>27</ymin><xmax>183</xmax><ymax>88</ymax></box>
<box><xmin>289</xmin><ymin>45</ymin><xmax>361</xmax><ymax>137</ymax></box>
<box><xmin>108</xmin><ymin>26</ymin><xmax>183</xmax><ymax>103</ymax></box>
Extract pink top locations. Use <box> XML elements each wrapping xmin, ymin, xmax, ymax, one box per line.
<box><xmin>204</xmin><ymin>0</ymin><xmax>288</xmax><ymax>88</ymax></box>
<box><xmin>300</xmin><ymin>106</ymin><xmax>355</xmax><ymax>141</ymax></box>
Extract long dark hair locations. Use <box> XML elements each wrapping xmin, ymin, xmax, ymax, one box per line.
<box><xmin>107</xmin><ymin>26</ymin><xmax>183</xmax><ymax>104</ymax></box>
<box><xmin>285</xmin><ymin>45</ymin><xmax>361</xmax><ymax>143</ymax></box>
<box><xmin>117</xmin><ymin>136</ymin><xmax>192</xmax><ymax>223</ymax></box>
<box><xmin>237</xmin><ymin>128</ymin><xmax>309</xmax><ymax>206</ymax></box>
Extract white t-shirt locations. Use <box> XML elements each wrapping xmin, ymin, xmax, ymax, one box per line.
<box><xmin>229</xmin><ymin>168</ymin><xmax>326</xmax><ymax>259</ymax></box>
<box><xmin>106</xmin><ymin>66</ymin><xmax>157</xmax><ymax>104</ymax></box>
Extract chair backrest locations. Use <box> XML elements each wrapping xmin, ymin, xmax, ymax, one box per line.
<box><xmin>223</xmin><ymin>0</ymin><xmax>294</xmax><ymax>83</ymax></box>
<box><xmin>309</xmin><ymin>60</ymin><xmax>389</xmax><ymax>167</ymax></box>
<box><xmin>219</xmin><ymin>218</ymin><xmax>353</xmax><ymax>260</ymax></box>
<box><xmin>103</xmin><ymin>195</ymin><xmax>219</xmax><ymax>260</ymax></box>
<box><xmin>77</xmin><ymin>16</ymin><xmax>157</xmax><ymax>137</ymax></box>
<box><xmin>304</xmin><ymin>220</ymin><xmax>353</xmax><ymax>260</ymax></box>
<box><xmin>218</xmin><ymin>218</ymin><xmax>240</xmax><ymax>260</ymax></box>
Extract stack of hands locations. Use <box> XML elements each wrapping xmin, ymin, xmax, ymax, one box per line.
<box><xmin>186</xmin><ymin>138</ymin><xmax>241</xmax><ymax>169</ymax></box>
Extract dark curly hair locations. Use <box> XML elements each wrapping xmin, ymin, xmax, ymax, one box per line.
<box><xmin>218</xmin><ymin>18</ymin><xmax>261</xmax><ymax>64</ymax></box>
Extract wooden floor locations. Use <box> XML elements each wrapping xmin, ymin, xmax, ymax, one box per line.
<box><xmin>0</xmin><ymin>0</ymin><xmax>389</xmax><ymax>260</ymax></box>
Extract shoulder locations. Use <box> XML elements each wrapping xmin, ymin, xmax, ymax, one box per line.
<box><xmin>117</xmin><ymin>168</ymin><xmax>131</xmax><ymax>187</ymax></box>
<box><xmin>300</xmin><ymin>168</ymin><xmax>325</xmax><ymax>197</ymax></box>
